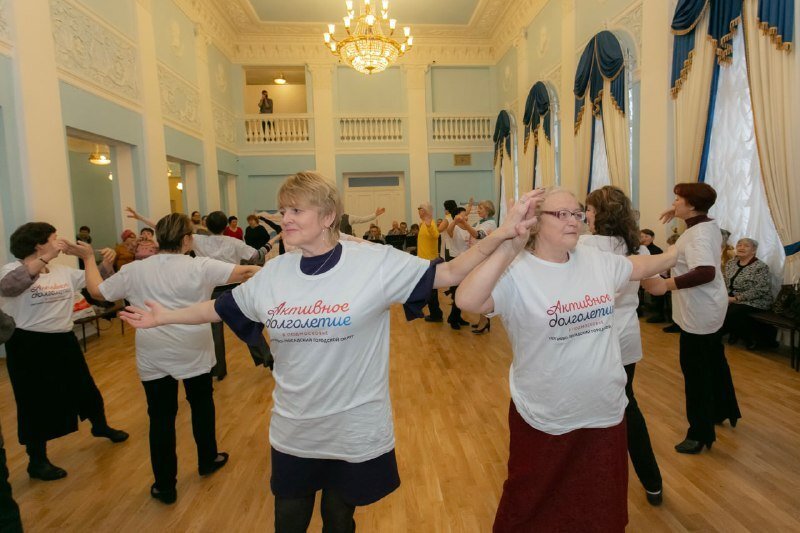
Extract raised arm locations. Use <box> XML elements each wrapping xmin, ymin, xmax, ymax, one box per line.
<box><xmin>66</xmin><ymin>241</ymin><xmax>115</xmax><ymax>301</ymax></box>
<box><xmin>227</xmin><ymin>265</ymin><xmax>260</xmax><ymax>284</ymax></box>
<box><xmin>0</xmin><ymin>240</ymin><xmax>65</xmax><ymax>297</ymax></box>
<box><xmin>125</xmin><ymin>206</ymin><xmax>158</xmax><ymax>229</ymax></box>
<box><xmin>435</xmin><ymin>189</ymin><xmax>543</xmax><ymax>290</ymax></box>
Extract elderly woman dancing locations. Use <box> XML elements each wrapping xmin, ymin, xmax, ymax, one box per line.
<box><xmin>457</xmin><ymin>187</ymin><xmax>676</xmax><ymax>532</ymax></box>
<box><xmin>119</xmin><ymin>172</ymin><xmax>542</xmax><ymax>532</ymax></box>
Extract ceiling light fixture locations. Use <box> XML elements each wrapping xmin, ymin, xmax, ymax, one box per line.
<box><xmin>176</xmin><ymin>182</ymin><xmax>183</xmax><ymax>191</ymax></box>
<box><xmin>89</xmin><ymin>145</ymin><xmax>111</xmax><ymax>165</ymax></box>
<box><xmin>324</xmin><ymin>0</ymin><xmax>413</xmax><ymax>75</ymax></box>
<box><xmin>274</xmin><ymin>73</ymin><xmax>287</xmax><ymax>85</ymax></box>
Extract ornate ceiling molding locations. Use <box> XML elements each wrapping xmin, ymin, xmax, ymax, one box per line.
<box><xmin>172</xmin><ymin>0</ymin><xmax>237</xmax><ymax>58</ymax></box>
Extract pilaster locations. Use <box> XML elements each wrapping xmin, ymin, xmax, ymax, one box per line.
<box><xmin>195</xmin><ymin>26</ymin><xmax>221</xmax><ymax>211</ymax></box>
<box><xmin>307</xmin><ymin>64</ymin><xmax>336</xmax><ymax>180</ymax></box>
<box><xmin>559</xmin><ymin>0</ymin><xmax>577</xmax><ymax>195</ymax></box>
<box><xmin>404</xmin><ymin>64</ymin><xmax>431</xmax><ymax>213</ymax></box>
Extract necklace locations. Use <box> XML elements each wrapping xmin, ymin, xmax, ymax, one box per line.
<box><xmin>309</xmin><ymin>246</ymin><xmax>336</xmax><ymax>276</ymax></box>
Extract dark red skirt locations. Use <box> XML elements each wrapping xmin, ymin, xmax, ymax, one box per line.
<box><xmin>493</xmin><ymin>402</ymin><xmax>628</xmax><ymax>533</ymax></box>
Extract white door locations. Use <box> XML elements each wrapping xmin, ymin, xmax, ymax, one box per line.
<box><xmin>343</xmin><ymin>174</ymin><xmax>405</xmax><ymax>238</ymax></box>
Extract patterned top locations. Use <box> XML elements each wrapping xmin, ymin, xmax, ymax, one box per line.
<box><xmin>723</xmin><ymin>258</ymin><xmax>773</xmax><ymax>310</ymax></box>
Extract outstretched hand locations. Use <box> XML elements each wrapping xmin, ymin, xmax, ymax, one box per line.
<box><xmin>496</xmin><ymin>189</ymin><xmax>545</xmax><ymax>244</ymax></box>
<box><xmin>659</xmin><ymin>206</ymin><xmax>676</xmax><ymax>224</ymax></box>
<box><xmin>125</xmin><ymin>206</ymin><xmax>143</xmax><ymax>221</ymax></box>
<box><xmin>375</xmin><ymin>207</ymin><xmax>386</xmax><ymax>217</ymax></box>
<box><xmin>62</xmin><ymin>239</ymin><xmax>94</xmax><ymax>260</ymax></box>
<box><xmin>119</xmin><ymin>301</ymin><xmax>165</xmax><ymax>329</ymax></box>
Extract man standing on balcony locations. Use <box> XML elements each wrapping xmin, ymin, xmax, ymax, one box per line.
<box><xmin>258</xmin><ymin>90</ymin><xmax>273</xmax><ymax>140</ymax></box>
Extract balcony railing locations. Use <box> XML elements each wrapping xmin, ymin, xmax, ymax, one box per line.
<box><xmin>337</xmin><ymin>115</ymin><xmax>405</xmax><ymax>143</ymax></box>
<box><xmin>244</xmin><ymin>114</ymin><xmax>312</xmax><ymax>144</ymax></box>
<box><xmin>430</xmin><ymin>115</ymin><xmax>493</xmax><ymax>142</ymax></box>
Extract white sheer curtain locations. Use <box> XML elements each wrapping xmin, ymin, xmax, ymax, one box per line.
<box><xmin>590</xmin><ymin>117</ymin><xmax>611</xmax><ymax>192</ymax></box>
<box><xmin>705</xmin><ymin>29</ymin><xmax>785</xmax><ymax>292</ymax></box>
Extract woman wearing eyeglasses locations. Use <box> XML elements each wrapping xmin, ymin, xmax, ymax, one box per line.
<box><xmin>457</xmin><ymin>187</ymin><xmax>677</xmax><ymax>532</ymax></box>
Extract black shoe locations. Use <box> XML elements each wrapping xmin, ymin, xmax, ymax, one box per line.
<box><xmin>674</xmin><ymin>439</ymin><xmax>711</xmax><ymax>454</ymax></box>
<box><xmin>150</xmin><ymin>484</ymin><xmax>177</xmax><ymax>504</ymax></box>
<box><xmin>27</xmin><ymin>461</ymin><xmax>67</xmax><ymax>481</ymax></box>
<box><xmin>663</xmin><ymin>324</ymin><xmax>681</xmax><ymax>333</ymax></box>
<box><xmin>646</xmin><ymin>315</ymin><xmax>667</xmax><ymax>324</ymax></box>
<box><xmin>645</xmin><ymin>488</ymin><xmax>663</xmax><ymax>506</ymax></box>
<box><xmin>424</xmin><ymin>316</ymin><xmax>443</xmax><ymax>323</ymax></box>
<box><xmin>215</xmin><ymin>373</ymin><xmax>227</xmax><ymax>381</ymax></box>
<box><xmin>472</xmin><ymin>319</ymin><xmax>491</xmax><ymax>334</ymax></box>
<box><xmin>199</xmin><ymin>452</ymin><xmax>229</xmax><ymax>476</ymax></box>
<box><xmin>92</xmin><ymin>426</ymin><xmax>129</xmax><ymax>443</ymax></box>
<box><xmin>458</xmin><ymin>319</ymin><xmax>470</xmax><ymax>326</ymax></box>
<box><xmin>449</xmin><ymin>321</ymin><xmax>461</xmax><ymax>330</ymax></box>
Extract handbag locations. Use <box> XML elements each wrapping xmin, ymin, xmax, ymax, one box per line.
<box><xmin>772</xmin><ymin>281</ymin><xmax>800</xmax><ymax>320</ymax></box>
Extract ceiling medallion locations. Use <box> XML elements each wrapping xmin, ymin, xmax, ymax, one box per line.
<box><xmin>323</xmin><ymin>0</ymin><xmax>413</xmax><ymax>75</ymax></box>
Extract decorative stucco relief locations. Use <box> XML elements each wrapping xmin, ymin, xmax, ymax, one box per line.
<box><xmin>0</xmin><ymin>0</ymin><xmax>10</xmax><ymax>44</ymax></box>
<box><xmin>170</xmin><ymin>21</ymin><xmax>185</xmax><ymax>57</ymax></box>
<box><xmin>173</xmin><ymin>0</ymin><xmax>236</xmax><ymax>58</ymax></box>
<box><xmin>212</xmin><ymin>103</ymin><xmax>235</xmax><ymax>146</ymax></box>
<box><xmin>614</xmin><ymin>2</ymin><xmax>642</xmax><ymax>66</ymax></box>
<box><xmin>158</xmin><ymin>63</ymin><xmax>201</xmax><ymax>131</ymax></box>
<box><xmin>547</xmin><ymin>65</ymin><xmax>561</xmax><ymax>89</ymax></box>
<box><xmin>215</xmin><ymin>63</ymin><xmax>228</xmax><ymax>93</ymax></box>
<box><xmin>50</xmin><ymin>0</ymin><xmax>140</xmax><ymax>102</ymax></box>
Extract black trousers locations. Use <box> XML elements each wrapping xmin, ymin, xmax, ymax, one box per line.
<box><xmin>210</xmin><ymin>285</ymin><xmax>273</xmax><ymax>377</ymax></box>
<box><xmin>679</xmin><ymin>330</ymin><xmax>741</xmax><ymax>444</ymax></box>
<box><xmin>275</xmin><ymin>490</ymin><xmax>356</xmax><ymax>533</ymax></box>
<box><xmin>426</xmin><ymin>289</ymin><xmax>442</xmax><ymax>320</ymax></box>
<box><xmin>141</xmin><ymin>373</ymin><xmax>218</xmax><ymax>491</ymax></box>
<box><xmin>0</xmin><ymin>438</ymin><xmax>22</xmax><ymax>532</ymax></box>
<box><xmin>624</xmin><ymin>363</ymin><xmax>662</xmax><ymax>493</ymax></box>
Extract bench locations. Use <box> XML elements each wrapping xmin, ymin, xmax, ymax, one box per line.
<box><xmin>750</xmin><ymin>311</ymin><xmax>799</xmax><ymax>371</ymax></box>
<box><xmin>74</xmin><ymin>300</ymin><xmax>126</xmax><ymax>352</ymax></box>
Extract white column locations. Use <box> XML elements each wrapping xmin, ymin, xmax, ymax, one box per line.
<box><xmin>225</xmin><ymin>174</ymin><xmax>238</xmax><ymax>216</ymax></box>
<box><xmin>307</xmin><ymin>64</ymin><xmax>336</xmax><ymax>180</ymax></box>
<box><xmin>8</xmin><ymin>0</ymin><xmax>74</xmax><ymax>250</ymax></box>
<box><xmin>515</xmin><ymin>33</ymin><xmax>529</xmax><ymax>197</ymax></box>
<box><xmin>135</xmin><ymin>0</ymin><xmax>170</xmax><ymax>217</ymax></box>
<box><xmin>405</xmin><ymin>64</ymin><xmax>431</xmax><ymax>213</ymax></box>
<box><xmin>114</xmin><ymin>145</ymin><xmax>138</xmax><ymax>233</ymax></box>
<box><xmin>638</xmin><ymin>0</ymin><xmax>672</xmax><ymax>246</ymax></box>
<box><xmin>559</xmin><ymin>0</ymin><xmax>578</xmax><ymax>195</ymax></box>
<box><xmin>195</xmin><ymin>26</ymin><xmax>221</xmax><ymax>211</ymax></box>
<box><xmin>183</xmin><ymin>164</ymin><xmax>200</xmax><ymax>215</ymax></box>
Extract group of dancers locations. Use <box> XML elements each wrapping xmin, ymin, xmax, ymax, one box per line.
<box><xmin>0</xmin><ymin>172</ymin><xmax>740</xmax><ymax>532</ymax></box>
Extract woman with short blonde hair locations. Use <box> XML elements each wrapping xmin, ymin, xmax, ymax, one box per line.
<box><xmin>120</xmin><ymin>172</ymin><xmax>543</xmax><ymax>532</ymax></box>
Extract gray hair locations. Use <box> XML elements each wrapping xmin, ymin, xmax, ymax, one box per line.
<box><xmin>738</xmin><ymin>237</ymin><xmax>758</xmax><ymax>249</ymax></box>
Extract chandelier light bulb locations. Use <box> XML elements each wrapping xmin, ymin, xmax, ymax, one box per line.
<box><xmin>389</xmin><ymin>18</ymin><xmax>396</xmax><ymax>29</ymax></box>
<box><xmin>382</xmin><ymin>0</ymin><xmax>389</xmax><ymax>10</ymax></box>
<box><xmin>366</xmin><ymin>14</ymin><xmax>375</xmax><ymax>25</ymax></box>
<box><xmin>330</xmin><ymin>42</ymin><xmax>337</xmax><ymax>52</ymax></box>
<box><xmin>403</xmin><ymin>26</ymin><xmax>410</xmax><ymax>37</ymax></box>
<box><xmin>400</xmin><ymin>43</ymin><xmax>406</xmax><ymax>52</ymax></box>
<box><xmin>345</xmin><ymin>0</ymin><xmax>353</xmax><ymax>10</ymax></box>
<box><xmin>407</xmin><ymin>36</ymin><xmax>413</xmax><ymax>46</ymax></box>
<box><xmin>324</xmin><ymin>32</ymin><xmax>331</xmax><ymax>43</ymax></box>
<box><xmin>328</xmin><ymin>23</ymin><xmax>335</xmax><ymax>34</ymax></box>
<box><xmin>177</xmin><ymin>182</ymin><xmax>183</xmax><ymax>191</ymax></box>
<box><xmin>364</xmin><ymin>0</ymin><xmax>370</xmax><ymax>6</ymax></box>
<box><xmin>344</xmin><ymin>16</ymin><xmax>351</xmax><ymax>27</ymax></box>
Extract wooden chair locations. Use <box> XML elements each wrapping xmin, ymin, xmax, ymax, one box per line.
<box><xmin>73</xmin><ymin>300</ymin><xmax>126</xmax><ymax>352</ymax></box>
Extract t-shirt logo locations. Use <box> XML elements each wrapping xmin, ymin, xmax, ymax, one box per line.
<box><xmin>545</xmin><ymin>293</ymin><xmax>613</xmax><ymax>342</ymax></box>
<box><xmin>29</xmin><ymin>282</ymin><xmax>71</xmax><ymax>305</ymax></box>
<box><xmin>265</xmin><ymin>299</ymin><xmax>354</xmax><ymax>346</ymax></box>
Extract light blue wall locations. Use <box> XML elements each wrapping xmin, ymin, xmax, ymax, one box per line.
<box><xmin>59</xmin><ymin>82</ymin><xmax>144</xmax><ymax>147</ymax></box>
<box><xmin>164</xmin><ymin>126</ymin><xmax>203</xmax><ymax>164</ymax></box>
<box><xmin>428</xmin><ymin>152</ymin><xmax>494</xmax><ymax>219</ymax></box>
<box><xmin>429</xmin><ymin>67</ymin><xmax>494</xmax><ymax>114</ymax></box>
<box><xmin>208</xmin><ymin>44</ymin><xmax>235</xmax><ymax>111</ymax></box>
<box><xmin>0</xmin><ymin>55</ymin><xmax>25</xmax><ymax>250</ymax></box>
<box><xmin>153</xmin><ymin>0</ymin><xmax>198</xmax><ymax>83</ymax></box>
<box><xmin>335</xmin><ymin>153</ymin><xmax>412</xmax><ymax>221</ymax></box>
<box><xmin>577</xmin><ymin>0</ymin><xmax>637</xmax><ymax>44</ymax></box>
<box><xmin>69</xmin><ymin>151</ymin><xmax>117</xmax><ymax>250</ymax></box>
<box><xmin>217</xmin><ymin>148</ymin><xmax>238</xmax><ymax>176</ymax></box>
<box><xmin>492</xmin><ymin>46</ymin><xmax>517</xmax><ymax>110</ymax></box>
<box><xmin>335</xmin><ymin>67</ymin><xmax>406</xmax><ymax>114</ymax></box>
<box><xmin>237</xmin><ymin>155</ymin><xmax>316</xmax><ymax>214</ymax></box>
<box><xmin>526</xmin><ymin>0</ymin><xmax>562</xmax><ymax>82</ymax></box>
<box><xmin>73</xmin><ymin>0</ymin><xmax>137</xmax><ymax>40</ymax></box>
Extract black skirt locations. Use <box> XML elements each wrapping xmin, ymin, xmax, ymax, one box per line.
<box><xmin>270</xmin><ymin>447</ymin><xmax>401</xmax><ymax>507</ymax></box>
<box><xmin>5</xmin><ymin>328</ymin><xmax>102</xmax><ymax>445</ymax></box>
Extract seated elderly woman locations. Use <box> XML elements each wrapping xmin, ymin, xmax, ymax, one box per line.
<box><xmin>723</xmin><ymin>237</ymin><xmax>776</xmax><ymax>349</ymax></box>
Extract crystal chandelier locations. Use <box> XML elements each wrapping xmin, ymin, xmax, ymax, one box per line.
<box><xmin>323</xmin><ymin>0</ymin><xmax>413</xmax><ymax>75</ymax></box>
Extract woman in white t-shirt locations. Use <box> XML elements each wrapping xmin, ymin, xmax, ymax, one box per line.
<box><xmin>119</xmin><ymin>172</ymin><xmax>541</xmax><ymax>532</ymax></box>
<box><xmin>0</xmin><ymin>223</ymin><xmax>128</xmax><ymax>482</ymax></box>
<box><xmin>655</xmin><ymin>182</ymin><xmax>741</xmax><ymax>454</ymax></box>
<box><xmin>78</xmin><ymin>213</ymin><xmax>260</xmax><ymax>505</ymax></box>
<box><xmin>457</xmin><ymin>187</ymin><xmax>677</xmax><ymax>532</ymax></box>
<box><xmin>581</xmin><ymin>186</ymin><xmax>664</xmax><ymax>506</ymax></box>
<box><xmin>455</xmin><ymin>200</ymin><xmax>497</xmax><ymax>334</ymax></box>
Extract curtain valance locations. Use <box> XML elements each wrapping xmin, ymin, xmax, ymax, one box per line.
<box><xmin>757</xmin><ymin>0</ymin><xmax>794</xmax><ymax>49</ymax></box>
<box><xmin>493</xmin><ymin>110</ymin><xmax>511</xmax><ymax>167</ymax></box>
<box><xmin>573</xmin><ymin>31</ymin><xmax>625</xmax><ymax>133</ymax></box>
<box><xmin>523</xmin><ymin>82</ymin><xmax>551</xmax><ymax>153</ymax></box>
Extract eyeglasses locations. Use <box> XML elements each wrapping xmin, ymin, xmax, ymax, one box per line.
<box><xmin>541</xmin><ymin>210</ymin><xmax>586</xmax><ymax>222</ymax></box>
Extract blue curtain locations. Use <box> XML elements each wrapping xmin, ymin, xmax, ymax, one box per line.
<box><xmin>709</xmin><ymin>0</ymin><xmax>743</xmax><ymax>61</ymax></box>
<box><xmin>522</xmin><ymin>82</ymin><xmax>551</xmax><ymax>153</ymax></box>
<box><xmin>493</xmin><ymin>110</ymin><xmax>511</xmax><ymax>168</ymax></box>
<box><xmin>573</xmin><ymin>30</ymin><xmax>626</xmax><ymax>131</ymax></box>
<box><xmin>758</xmin><ymin>0</ymin><xmax>794</xmax><ymax>47</ymax></box>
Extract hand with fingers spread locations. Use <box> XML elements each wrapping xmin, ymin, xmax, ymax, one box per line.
<box><xmin>659</xmin><ymin>206</ymin><xmax>676</xmax><ymax>224</ymax></box>
<box><xmin>495</xmin><ymin>189</ymin><xmax>545</xmax><ymax>243</ymax></box>
<box><xmin>98</xmin><ymin>247</ymin><xmax>116</xmax><ymax>268</ymax></box>
<box><xmin>119</xmin><ymin>301</ymin><xmax>165</xmax><ymax>329</ymax></box>
<box><xmin>62</xmin><ymin>239</ymin><xmax>95</xmax><ymax>260</ymax></box>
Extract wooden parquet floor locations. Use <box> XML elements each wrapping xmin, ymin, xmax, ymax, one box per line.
<box><xmin>1</xmin><ymin>303</ymin><xmax>799</xmax><ymax>532</ymax></box>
